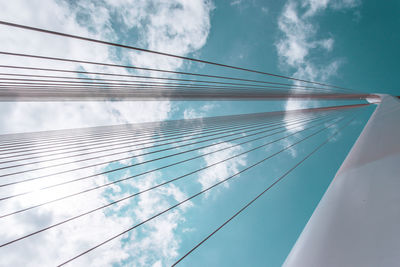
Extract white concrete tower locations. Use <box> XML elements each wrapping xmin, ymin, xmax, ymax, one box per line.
<box><xmin>284</xmin><ymin>95</ymin><xmax>400</xmax><ymax>267</ymax></box>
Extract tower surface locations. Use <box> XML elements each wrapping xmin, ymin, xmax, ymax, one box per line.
<box><xmin>284</xmin><ymin>95</ymin><xmax>400</xmax><ymax>267</ymax></box>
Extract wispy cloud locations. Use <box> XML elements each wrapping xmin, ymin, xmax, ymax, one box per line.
<box><xmin>276</xmin><ymin>0</ymin><xmax>361</xmax><ymax>84</ymax></box>
<box><xmin>197</xmin><ymin>142</ymin><xmax>247</xmax><ymax>197</ymax></box>
<box><xmin>183</xmin><ymin>103</ymin><xmax>218</xmax><ymax>119</ymax></box>
<box><xmin>230</xmin><ymin>0</ymin><xmax>243</xmax><ymax>7</ymax></box>
<box><xmin>276</xmin><ymin>0</ymin><xmax>341</xmax><ymax>82</ymax></box>
<box><xmin>121</xmin><ymin>172</ymin><xmax>193</xmax><ymax>266</ymax></box>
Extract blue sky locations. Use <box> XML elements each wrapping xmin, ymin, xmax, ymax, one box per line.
<box><xmin>0</xmin><ymin>0</ymin><xmax>399</xmax><ymax>266</ymax></box>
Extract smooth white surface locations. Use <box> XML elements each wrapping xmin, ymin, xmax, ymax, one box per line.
<box><xmin>284</xmin><ymin>95</ymin><xmax>400</xmax><ymax>267</ymax></box>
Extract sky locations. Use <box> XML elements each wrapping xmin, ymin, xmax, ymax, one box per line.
<box><xmin>0</xmin><ymin>0</ymin><xmax>399</xmax><ymax>266</ymax></box>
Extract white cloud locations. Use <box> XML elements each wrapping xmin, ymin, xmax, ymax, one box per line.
<box><xmin>276</xmin><ymin>0</ymin><xmax>361</xmax><ymax>76</ymax></box>
<box><xmin>301</xmin><ymin>0</ymin><xmax>330</xmax><ymax>17</ymax></box>
<box><xmin>183</xmin><ymin>103</ymin><xmax>218</xmax><ymax>119</ymax></box>
<box><xmin>230</xmin><ymin>0</ymin><xmax>243</xmax><ymax>6</ymax></box>
<box><xmin>0</xmin><ymin>0</ymin><xmax>213</xmax><ymax>266</ymax></box>
<box><xmin>318</xmin><ymin>38</ymin><xmax>334</xmax><ymax>52</ymax></box>
<box><xmin>261</xmin><ymin>7</ymin><xmax>269</xmax><ymax>14</ymax></box>
<box><xmin>121</xmin><ymin>172</ymin><xmax>193</xmax><ymax>266</ymax></box>
<box><xmin>331</xmin><ymin>0</ymin><xmax>361</xmax><ymax>10</ymax></box>
<box><xmin>276</xmin><ymin>1</ymin><xmax>337</xmax><ymax>71</ymax></box>
<box><xmin>197</xmin><ymin>142</ymin><xmax>247</xmax><ymax>196</ymax></box>
<box><xmin>183</xmin><ymin>108</ymin><xmax>202</xmax><ymax>120</ymax></box>
<box><xmin>302</xmin><ymin>0</ymin><xmax>360</xmax><ymax>17</ymax></box>
<box><xmin>104</xmin><ymin>0</ymin><xmax>214</xmax><ymax>73</ymax></box>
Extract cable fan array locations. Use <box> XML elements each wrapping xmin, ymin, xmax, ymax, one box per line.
<box><xmin>0</xmin><ymin>103</ymin><xmax>370</xmax><ymax>265</ymax></box>
<box><xmin>0</xmin><ymin>21</ymin><xmax>375</xmax><ymax>101</ymax></box>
